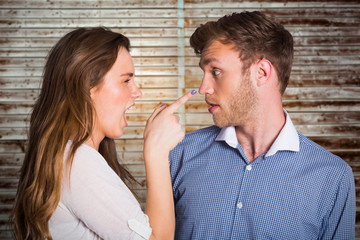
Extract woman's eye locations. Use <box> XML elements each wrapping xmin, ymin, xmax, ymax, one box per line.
<box><xmin>124</xmin><ymin>79</ymin><xmax>130</xmax><ymax>84</ymax></box>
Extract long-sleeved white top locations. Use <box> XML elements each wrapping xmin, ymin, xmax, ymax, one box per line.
<box><xmin>49</xmin><ymin>141</ymin><xmax>152</xmax><ymax>239</ymax></box>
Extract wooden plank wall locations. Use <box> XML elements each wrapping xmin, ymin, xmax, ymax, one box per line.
<box><xmin>0</xmin><ymin>0</ymin><xmax>359</xmax><ymax>238</ymax></box>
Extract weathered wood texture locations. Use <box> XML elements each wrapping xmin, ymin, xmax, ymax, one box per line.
<box><xmin>0</xmin><ymin>0</ymin><xmax>359</xmax><ymax>238</ymax></box>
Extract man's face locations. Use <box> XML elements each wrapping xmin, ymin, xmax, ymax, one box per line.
<box><xmin>198</xmin><ymin>40</ymin><xmax>258</xmax><ymax>128</ymax></box>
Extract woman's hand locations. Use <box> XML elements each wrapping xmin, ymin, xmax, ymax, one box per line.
<box><xmin>143</xmin><ymin>90</ymin><xmax>196</xmax><ymax>155</ymax></box>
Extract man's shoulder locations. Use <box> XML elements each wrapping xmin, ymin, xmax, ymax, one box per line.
<box><xmin>170</xmin><ymin>125</ymin><xmax>220</xmax><ymax>156</ymax></box>
<box><xmin>185</xmin><ymin>125</ymin><xmax>221</xmax><ymax>139</ymax></box>
<box><xmin>297</xmin><ymin>133</ymin><xmax>351</xmax><ymax>170</ymax></box>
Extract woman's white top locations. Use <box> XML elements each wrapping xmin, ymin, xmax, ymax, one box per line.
<box><xmin>49</xmin><ymin>141</ymin><xmax>152</xmax><ymax>239</ymax></box>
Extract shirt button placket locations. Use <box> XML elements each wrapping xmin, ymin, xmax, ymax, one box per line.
<box><xmin>237</xmin><ymin>165</ymin><xmax>252</xmax><ymax>210</ymax></box>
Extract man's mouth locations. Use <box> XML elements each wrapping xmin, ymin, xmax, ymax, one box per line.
<box><xmin>206</xmin><ymin>100</ymin><xmax>219</xmax><ymax>113</ymax></box>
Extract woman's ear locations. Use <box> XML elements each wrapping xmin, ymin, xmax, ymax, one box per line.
<box><xmin>256</xmin><ymin>58</ymin><xmax>272</xmax><ymax>87</ymax></box>
<box><xmin>89</xmin><ymin>85</ymin><xmax>99</xmax><ymax>100</ymax></box>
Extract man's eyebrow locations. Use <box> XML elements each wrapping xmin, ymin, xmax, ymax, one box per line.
<box><xmin>120</xmin><ymin>73</ymin><xmax>134</xmax><ymax>77</ymax></box>
<box><xmin>199</xmin><ymin>57</ymin><xmax>219</xmax><ymax>68</ymax></box>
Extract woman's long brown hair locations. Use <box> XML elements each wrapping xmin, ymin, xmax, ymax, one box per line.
<box><xmin>10</xmin><ymin>27</ymin><xmax>137</xmax><ymax>240</ymax></box>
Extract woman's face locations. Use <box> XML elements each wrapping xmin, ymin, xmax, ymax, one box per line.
<box><xmin>90</xmin><ymin>47</ymin><xmax>142</xmax><ymax>147</ymax></box>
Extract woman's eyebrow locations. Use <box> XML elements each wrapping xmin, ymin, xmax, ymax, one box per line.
<box><xmin>120</xmin><ymin>73</ymin><xmax>134</xmax><ymax>77</ymax></box>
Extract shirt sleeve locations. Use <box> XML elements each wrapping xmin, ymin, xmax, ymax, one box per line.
<box><xmin>62</xmin><ymin>145</ymin><xmax>152</xmax><ymax>240</ymax></box>
<box><xmin>320</xmin><ymin>165</ymin><xmax>355</xmax><ymax>239</ymax></box>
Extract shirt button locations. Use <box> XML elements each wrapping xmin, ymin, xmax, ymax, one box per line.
<box><xmin>237</xmin><ymin>202</ymin><xmax>243</xmax><ymax>209</ymax></box>
<box><xmin>246</xmin><ymin>165</ymin><xmax>252</xmax><ymax>171</ymax></box>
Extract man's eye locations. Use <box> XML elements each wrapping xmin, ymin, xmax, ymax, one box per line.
<box><xmin>124</xmin><ymin>79</ymin><xmax>130</xmax><ymax>83</ymax></box>
<box><xmin>213</xmin><ymin>69</ymin><xmax>220</xmax><ymax>76</ymax></box>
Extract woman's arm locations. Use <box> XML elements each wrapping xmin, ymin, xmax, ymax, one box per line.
<box><xmin>143</xmin><ymin>91</ymin><xmax>196</xmax><ymax>240</ymax></box>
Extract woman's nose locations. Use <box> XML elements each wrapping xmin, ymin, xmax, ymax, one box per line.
<box><xmin>132</xmin><ymin>84</ymin><xmax>142</xmax><ymax>99</ymax></box>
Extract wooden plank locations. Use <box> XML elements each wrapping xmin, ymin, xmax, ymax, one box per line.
<box><xmin>348</xmin><ymin>161</ymin><xmax>360</xmax><ymax>172</ymax></box>
<box><xmin>0</xmin><ymin>37</ymin><xmax>180</xmax><ymax>48</ymax></box>
<box><xmin>0</xmin><ymin>18</ymin><xmax>179</xmax><ymax>28</ymax></box>
<box><xmin>183</xmin><ymin>8</ymin><xmax>360</xmax><ymax>18</ymax></box>
<box><xmin>0</xmin><ymin>57</ymin><xmax>179</xmax><ymax>68</ymax></box>
<box><xmin>0</xmin><ymin>128</ymin><xmax>28</xmax><ymax>140</ymax></box>
<box><xmin>0</xmin><ymin>28</ymin><xmax>179</xmax><ymax>38</ymax></box>
<box><xmin>115</xmin><ymin>139</ymin><xmax>144</xmax><ymax>152</ymax></box>
<box><xmin>132</xmin><ymin>57</ymin><xmax>178</xmax><ymax>66</ymax></box>
<box><xmin>331</xmin><ymin>150</ymin><xmax>360</xmax><ymax>162</ymax></box>
<box><xmin>0</xmin><ymin>154</ymin><xmax>24</xmax><ymax>166</ymax></box>
<box><xmin>0</xmin><ymin>115</ymin><xmax>30</xmax><ymax>128</ymax></box>
<box><xmin>0</xmin><ymin>66</ymin><xmax>180</xmax><ymax>77</ymax></box>
<box><xmin>185</xmin><ymin>17</ymin><xmax>360</xmax><ymax>28</ymax></box>
<box><xmin>0</xmin><ymin>9</ymin><xmax>178</xmax><ymax>19</ymax></box>
<box><xmin>0</xmin><ymin>90</ymin><xmax>40</xmax><ymax>101</ymax></box>
<box><xmin>0</xmin><ymin>46</ymin><xmax>179</xmax><ymax>58</ymax></box>
<box><xmin>287</xmin><ymin>75</ymin><xmax>360</xmax><ymax>87</ymax></box>
<box><xmin>0</xmin><ymin>0</ymin><xmax>177</xmax><ymax>8</ymax></box>
<box><xmin>182</xmin><ymin>1</ymin><xmax>360</xmax><ymax>9</ymax></box>
<box><xmin>282</xmin><ymin>100</ymin><xmax>360</xmax><ymax>112</ymax></box>
<box><xmin>0</xmin><ymin>140</ymin><xmax>27</xmax><ymax>153</ymax></box>
<box><xmin>0</xmin><ymin>166</ymin><xmax>20</xmax><ymax>178</ymax></box>
<box><xmin>0</xmin><ymin>89</ymin><xmax>181</xmax><ymax>102</ymax></box>
<box><xmin>283</xmin><ymin>87</ymin><xmax>360</xmax><ymax>100</ymax></box>
<box><xmin>295</xmin><ymin>124</ymin><xmax>360</xmax><ymax>137</ymax></box>
<box><xmin>119</xmin><ymin>152</ymin><xmax>144</xmax><ymax>164</ymax></box>
<box><xmin>309</xmin><ymin>137</ymin><xmax>360</xmax><ymax>150</ymax></box>
<box><xmin>0</xmin><ymin>102</ymin><xmax>33</xmax><ymax>114</ymax></box>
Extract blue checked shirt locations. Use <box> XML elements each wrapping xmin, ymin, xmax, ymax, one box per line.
<box><xmin>170</xmin><ymin>111</ymin><xmax>355</xmax><ymax>239</ymax></box>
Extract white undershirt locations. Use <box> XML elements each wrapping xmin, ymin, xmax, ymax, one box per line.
<box><xmin>49</xmin><ymin>141</ymin><xmax>152</xmax><ymax>239</ymax></box>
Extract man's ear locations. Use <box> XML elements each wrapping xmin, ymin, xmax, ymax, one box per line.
<box><xmin>256</xmin><ymin>58</ymin><xmax>272</xmax><ymax>87</ymax></box>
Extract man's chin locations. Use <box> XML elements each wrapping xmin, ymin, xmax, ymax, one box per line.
<box><xmin>213</xmin><ymin>116</ymin><xmax>231</xmax><ymax>128</ymax></box>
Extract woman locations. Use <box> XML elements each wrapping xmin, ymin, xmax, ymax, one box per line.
<box><xmin>10</xmin><ymin>27</ymin><xmax>195</xmax><ymax>239</ymax></box>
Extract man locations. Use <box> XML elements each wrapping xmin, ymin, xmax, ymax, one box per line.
<box><xmin>169</xmin><ymin>11</ymin><xmax>355</xmax><ymax>239</ymax></box>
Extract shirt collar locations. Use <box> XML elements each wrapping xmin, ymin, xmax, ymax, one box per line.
<box><xmin>215</xmin><ymin>125</ymin><xmax>238</xmax><ymax>148</ymax></box>
<box><xmin>215</xmin><ymin>110</ymin><xmax>300</xmax><ymax>157</ymax></box>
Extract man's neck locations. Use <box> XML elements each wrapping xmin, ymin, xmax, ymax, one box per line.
<box><xmin>235</xmin><ymin>107</ymin><xmax>286</xmax><ymax>163</ymax></box>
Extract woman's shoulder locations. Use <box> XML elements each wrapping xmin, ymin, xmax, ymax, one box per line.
<box><xmin>63</xmin><ymin>141</ymin><xmax>117</xmax><ymax>183</ymax></box>
<box><xmin>65</xmin><ymin>141</ymin><xmax>106</xmax><ymax>167</ymax></box>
